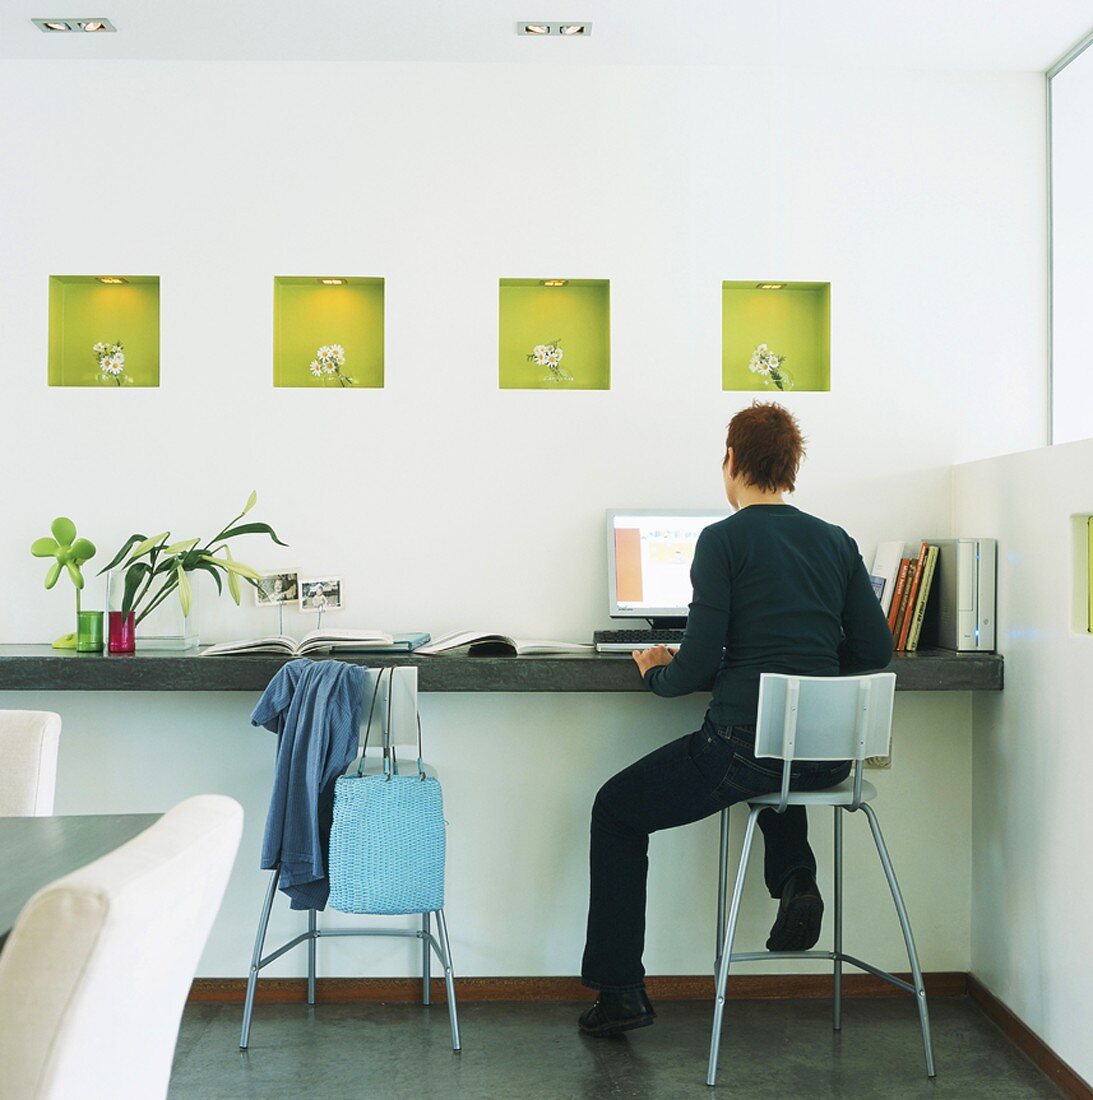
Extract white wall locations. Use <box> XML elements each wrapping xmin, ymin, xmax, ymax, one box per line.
<box><xmin>0</xmin><ymin>60</ymin><xmax>1046</xmax><ymax>979</ymax></box>
<box><xmin>953</xmin><ymin>438</ymin><xmax>1093</xmax><ymax>1083</ymax></box>
<box><xmin>1051</xmin><ymin>44</ymin><xmax>1093</xmax><ymax>446</ymax></box>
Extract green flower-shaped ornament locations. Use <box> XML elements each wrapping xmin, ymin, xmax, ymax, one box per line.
<box><xmin>31</xmin><ymin>517</ymin><xmax>97</xmax><ymax>649</ymax></box>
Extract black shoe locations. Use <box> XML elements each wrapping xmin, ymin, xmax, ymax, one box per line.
<box><xmin>766</xmin><ymin>870</ymin><xmax>824</xmax><ymax>952</ymax></box>
<box><xmin>577</xmin><ymin>989</ymin><xmax>657</xmax><ymax>1037</ymax></box>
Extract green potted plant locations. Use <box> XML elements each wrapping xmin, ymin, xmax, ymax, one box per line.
<box><xmin>99</xmin><ymin>491</ymin><xmax>287</xmax><ymax>653</ymax></box>
<box><xmin>30</xmin><ymin>518</ymin><xmax>97</xmax><ymax>649</ymax></box>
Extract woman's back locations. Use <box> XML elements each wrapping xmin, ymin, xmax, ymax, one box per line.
<box><xmin>643</xmin><ymin>503</ymin><xmax>892</xmax><ymax>728</ymax></box>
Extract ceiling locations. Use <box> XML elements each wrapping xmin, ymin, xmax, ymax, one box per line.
<box><xmin>1</xmin><ymin>0</ymin><xmax>1090</xmax><ymax>69</ymax></box>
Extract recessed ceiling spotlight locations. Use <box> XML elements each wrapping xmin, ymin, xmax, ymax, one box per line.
<box><xmin>33</xmin><ymin>16</ymin><xmax>116</xmax><ymax>32</ymax></box>
<box><xmin>319</xmin><ymin>278</ymin><xmax>347</xmax><ymax>285</ymax></box>
<box><xmin>757</xmin><ymin>282</ymin><xmax>786</xmax><ymax>290</ymax></box>
<box><xmin>540</xmin><ymin>279</ymin><xmax>568</xmax><ymax>287</ymax></box>
<box><xmin>97</xmin><ymin>276</ymin><xmax>128</xmax><ymax>285</ymax></box>
<box><xmin>517</xmin><ymin>21</ymin><xmax>592</xmax><ymax>36</ymax></box>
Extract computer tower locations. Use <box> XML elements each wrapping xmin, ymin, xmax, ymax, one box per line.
<box><xmin>921</xmin><ymin>538</ymin><xmax>997</xmax><ymax>652</ymax></box>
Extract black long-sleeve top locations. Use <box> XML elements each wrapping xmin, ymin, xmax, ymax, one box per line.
<box><xmin>644</xmin><ymin>504</ymin><xmax>893</xmax><ymax>727</ymax></box>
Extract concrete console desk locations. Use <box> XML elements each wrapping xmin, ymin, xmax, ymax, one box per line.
<box><xmin>0</xmin><ymin>644</ymin><xmax>1002</xmax><ymax>692</ymax></box>
<box><xmin>0</xmin><ymin>643</ymin><xmax>1002</xmax><ymax>991</ymax></box>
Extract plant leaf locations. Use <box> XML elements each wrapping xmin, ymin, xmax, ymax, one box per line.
<box><xmin>129</xmin><ymin>532</ymin><xmax>170</xmax><ymax>560</ymax></box>
<box><xmin>98</xmin><ymin>534</ymin><xmax>147</xmax><ymax>575</ymax></box>
<box><xmin>44</xmin><ymin>560</ymin><xmax>63</xmax><ymax>589</ymax></box>
<box><xmin>243</xmin><ymin>490</ymin><xmax>258</xmax><ymax>515</ymax></box>
<box><xmin>216</xmin><ymin>522</ymin><xmax>288</xmax><ymax>546</ymax></box>
<box><xmin>50</xmin><ymin>517</ymin><xmax>76</xmax><ymax>547</ymax></box>
<box><xmin>66</xmin><ymin>561</ymin><xmax>84</xmax><ymax>590</ymax></box>
<box><xmin>176</xmin><ymin>564</ymin><xmax>192</xmax><ymax>617</ymax></box>
<box><xmin>31</xmin><ymin>537</ymin><xmax>59</xmax><ymax>558</ymax></box>
<box><xmin>163</xmin><ymin>537</ymin><xmax>200</xmax><ymax>556</ymax></box>
<box><xmin>121</xmin><ymin>562</ymin><xmax>151</xmax><ymax>617</ymax></box>
<box><xmin>70</xmin><ymin>538</ymin><xmax>96</xmax><ymax>563</ymax></box>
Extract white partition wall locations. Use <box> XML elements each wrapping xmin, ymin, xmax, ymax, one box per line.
<box><xmin>953</xmin><ymin>438</ymin><xmax>1093</xmax><ymax>1086</ymax></box>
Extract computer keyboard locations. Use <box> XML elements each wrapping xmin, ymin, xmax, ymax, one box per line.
<box><xmin>593</xmin><ymin>628</ymin><xmax>685</xmax><ymax>652</ymax></box>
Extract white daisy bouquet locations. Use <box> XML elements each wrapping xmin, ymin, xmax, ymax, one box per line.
<box><xmin>527</xmin><ymin>338</ymin><xmax>572</xmax><ymax>383</ymax></box>
<box><xmin>747</xmin><ymin>344</ymin><xmax>793</xmax><ymax>391</ymax></box>
<box><xmin>93</xmin><ymin>340</ymin><xmax>129</xmax><ymax>386</ymax></box>
<box><xmin>308</xmin><ymin>343</ymin><xmax>355</xmax><ymax>387</ymax></box>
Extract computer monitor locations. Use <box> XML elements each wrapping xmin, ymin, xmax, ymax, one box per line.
<box><xmin>607</xmin><ymin>510</ymin><xmax>725</xmax><ymax>625</ymax></box>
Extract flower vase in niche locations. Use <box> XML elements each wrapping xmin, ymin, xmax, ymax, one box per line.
<box><xmin>528</xmin><ymin>339</ymin><xmax>572</xmax><ymax>384</ymax></box>
<box><xmin>748</xmin><ymin>344</ymin><xmax>794</xmax><ymax>391</ymax></box>
<box><xmin>93</xmin><ymin>340</ymin><xmax>133</xmax><ymax>386</ymax></box>
<box><xmin>309</xmin><ymin>343</ymin><xmax>356</xmax><ymax>387</ymax></box>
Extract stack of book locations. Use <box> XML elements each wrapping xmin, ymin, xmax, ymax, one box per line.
<box><xmin>869</xmin><ymin>541</ymin><xmax>940</xmax><ymax>652</ymax></box>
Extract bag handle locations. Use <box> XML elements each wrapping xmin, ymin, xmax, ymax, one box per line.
<box><xmin>356</xmin><ymin>667</ymin><xmax>426</xmax><ymax>781</ymax></box>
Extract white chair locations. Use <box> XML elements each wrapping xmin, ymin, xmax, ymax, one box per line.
<box><xmin>707</xmin><ymin>672</ymin><xmax>935</xmax><ymax>1087</ymax></box>
<box><xmin>0</xmin><ymin>795</ymin><xmax>243</xmax><ymax>1100</ymax></box>
<box><xmin>0</xmin><ymin>710</ymin><xmax>61</xmax><ymax>816</ymax></box>
<box><xmin>239</xmin><ymin>667</ymin><xmax>461</xmax><ymax>1053</ymax></box>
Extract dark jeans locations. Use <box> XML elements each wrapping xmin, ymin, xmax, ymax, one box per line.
<box><xmin>581</xmin><ymin>717</ymin><xmax>851</xmax><ymax>992</ymax></box>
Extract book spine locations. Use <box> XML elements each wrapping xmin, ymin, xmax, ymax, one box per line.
<box><xmin>891</xmin><ymin>561</ymin><xmax>917</xmax><ymax>643</ymax></box>
<box><xmin>887</xmin><ymin>559</ymin><xmax>911</xmax><ymax>633</ymax></box>
<box><xmin>897</xmin><ymin>542</ymin><xmax>930</xmax><ymax>651</ymax></box>
<box><xmin>906</xmin><ymin>545</ymin><xmax>940</xmax><ymax>651</ymax></box>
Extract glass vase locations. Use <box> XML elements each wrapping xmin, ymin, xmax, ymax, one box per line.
<box><xmin>105</xmin><ymin>569</ymin><xmax>199</xmax><ymax>651</ymax></box>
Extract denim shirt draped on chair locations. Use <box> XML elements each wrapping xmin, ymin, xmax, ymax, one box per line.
<box><xmin>251</xmin><ymin>658</ymin><xmax>365</xmax><ymax>910</ymax></box>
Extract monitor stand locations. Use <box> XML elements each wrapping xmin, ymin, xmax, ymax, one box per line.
<box><xmin>647</xmin><ymin>617</ymin><xmax>686</xmax><ymax>631</ymax></box>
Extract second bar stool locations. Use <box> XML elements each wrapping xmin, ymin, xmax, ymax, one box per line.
<box><xmin>706</xmin><ymin>671</ymin><xmax>934</xmax><ymax>1087</ymax></box>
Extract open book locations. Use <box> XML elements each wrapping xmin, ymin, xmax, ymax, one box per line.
<box><xmin>199</xmin><ymin>629</ymin><xmax>428</xmax><ymax>658</ymax></box>
<box><xmin>417</xmin><ymin>630</ymin><xmax>593</xmax><ymax>656</ymax></box>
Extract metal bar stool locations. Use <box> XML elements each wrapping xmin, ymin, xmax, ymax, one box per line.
<box><xmin>707</xmin><ymin>671</ymin><xmax>934</xmax><ymax>1087</ymax></box>
<box><xmin>239</xmin><ymin>667</ymin><xmax>461</xmax><ymax>1054</ymax></box>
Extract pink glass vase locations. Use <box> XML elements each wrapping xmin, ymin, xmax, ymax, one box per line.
<box><xmin>107</xmin><ymin>611</ymin><xmax>136</xmax><ymax>654</ymax></box>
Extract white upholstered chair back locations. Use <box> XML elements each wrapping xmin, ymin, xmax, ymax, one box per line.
<box><xmin>0</xmin><ymin>710</ymin><xmax>61</xmax><ymax>816</ymax></box>
<box><xmin>0</xmin><ymin>795</ymin><xmax>243</xmax><ymax>1100</ymax></box>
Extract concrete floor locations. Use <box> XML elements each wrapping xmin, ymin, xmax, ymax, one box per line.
<box><xmin>169</xmin><ymin>997</ymin><xmax>1060</xmax><ymax>1099</ymax></box>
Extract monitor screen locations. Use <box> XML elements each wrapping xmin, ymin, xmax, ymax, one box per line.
<box><xmin>607</xmin><ymin>510</ymin><xmax>725</xmax><ymax>618</ymax></box>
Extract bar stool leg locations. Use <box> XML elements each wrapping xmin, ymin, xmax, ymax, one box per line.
<box><xmin>421</xmin><ymin>911</ymin><xmax>432</xmax><ymax>1006</ymax></box>
<box><xmin>707</xmin><ymin>806</ymin><xmax>761</xmax><ymax>1087</ymax></box>
<box><xmin>435</xmin><ymin>909</ymin><xmax>461</xmax><ymax>1053</ymax></box>
<box><xmin>714</xmin><ymin>809</ymin><xmax>730</xmax><ymax>973</ymax></box>
<box><xmin>860</xmin><ymin>802</ymin><xmax>936</xmax><ymax>1078</ymax></box>
<box><xmin>307</xmin><ymin>909</ymin><xmax>317</xmax><ymax>1006</ymax></box>
<box><xmin>240</xmin><ymin>869</ymin><xmax>279</xmax><ymax>1050</ymax></box>
<box><xmin>833</xmin><ymin>806</ymin><xmax>844</xmax><ymax>1031</ymax></box>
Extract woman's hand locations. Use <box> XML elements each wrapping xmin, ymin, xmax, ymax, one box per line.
<box><xmin>632</xmin><ymin>645</ymin><xmax>678</xmax><ymax>676</ymax></box>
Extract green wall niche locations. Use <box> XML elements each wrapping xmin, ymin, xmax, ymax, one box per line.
<box><xmin>722</xmin><ymin>281</ymin><xmax>831</xmax><ymax>392</ymax></box>
<box><xmin>499</xmin><ymin>279</ymin><xmax>610</xmax><ymax>390</ymax></box>
<box><xmin>48</xmin><ymin>276</ymin><xmax>160</xmax><ymax>387</ymax></box>
<box><xmin>273</xmin><ymin>277</ymin><xmax>385</xmax><ymax>388</ymax></box>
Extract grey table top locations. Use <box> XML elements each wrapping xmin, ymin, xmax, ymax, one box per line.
<box><xmin>0</xmin><ymin>813</ymin><xmax>161</xmax><ymax>946</ymax></box>
<box><xmin>0</xmin><ymin>644</ymin><xmax>1003</xmax><ymax>692</ymax></box>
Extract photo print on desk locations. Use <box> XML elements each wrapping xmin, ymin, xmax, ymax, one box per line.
<box><xmin>299</xmin><ymin>576</ymin><xmax>343</xmax><ymax>613</ymax></box>
<box><xmin>254</xmin><ymin>570</ymin><xmax>300</xmax><ymax>606</ymax></box>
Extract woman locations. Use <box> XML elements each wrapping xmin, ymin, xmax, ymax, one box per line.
<box><xmin>578</xmin><ymin>402</ymin><xmax>893</xmax><ymax>1037</ymax></box>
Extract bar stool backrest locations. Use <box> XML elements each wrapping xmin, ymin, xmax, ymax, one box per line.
<box><xmin>353</xmin><ymin>667</ymin><xmax>429</xmax><ymax>776</ymax></box>
<box><xmin>754</xmin><ymin>672</ymin><xmax>896</xmax><ymax>811</ymax></box>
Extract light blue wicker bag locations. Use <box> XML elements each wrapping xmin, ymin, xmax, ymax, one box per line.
<box><xmin>329</xmin><ymin>668</ymin><xmax>446</xmax><ymax>915</ymax></box>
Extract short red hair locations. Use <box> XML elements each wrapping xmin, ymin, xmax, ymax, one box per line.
<box><xmin>724</xmin><ymin>402</ymin><xmax>806</xmax><ymax>492</ymax></box>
